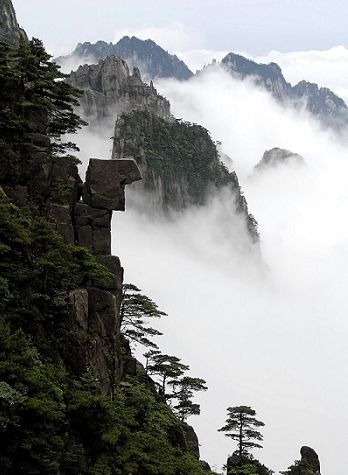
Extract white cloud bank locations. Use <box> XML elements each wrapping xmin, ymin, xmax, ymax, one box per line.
<box><xmin>109</xmin><ymin>67</ymin><xmax>348</xmax><ymax>475</ymax></box>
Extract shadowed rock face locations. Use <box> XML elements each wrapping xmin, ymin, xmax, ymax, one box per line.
<box><xmin>300</xmin><ymin>446</ymin><xmax>321</xmax><ymax>475</ymax></box>
<box><xmin>67</xmin><ymin>56</ymin><xmax>171</xmax><ymax>121</ymax></box>
<box><xmin>254</xmin><ymin>147</ymin><xmax>304</xmax><ymax>172</ymax></box>
<box><xmin>221</xmin><ymin>52</ymin><xmax>348</xmax><ymax>126</ymax></box>
<box><xmin>56</xmin><ymin>36</ymin><xmax>193</xmax><ymax>81</ymax></box>
<box><xmin>0</xmin><ymin>0</ymin><xmax>27</xmax><ymax>45</ymax></box>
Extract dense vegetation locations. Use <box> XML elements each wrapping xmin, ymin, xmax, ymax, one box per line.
<box><xmin>0</xmin><ymin>38</ymin><xmax>211</xmax><ymax>474</ymax></box>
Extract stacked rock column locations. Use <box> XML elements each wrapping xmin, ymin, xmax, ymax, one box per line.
<box><xmin>68</xmin><ymin>158</ymin><xmax>141</xmax><ymax>397</ymax></box>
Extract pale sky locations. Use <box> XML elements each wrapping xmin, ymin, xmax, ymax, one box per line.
<box><xmin>13</xmin><ymin>0</ymin><xmax>348</xmax><ymax>56</ymax></box>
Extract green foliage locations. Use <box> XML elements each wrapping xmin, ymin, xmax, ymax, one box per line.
<box><xmin>0</xmin><ymin>35</ymin><xmax>212</xmax><ymax>474</ymax></box>
<box><xmin>218</xmin><ymin>406</ymin><xmax>265</xmax><ymax>456</ymax></box>
<box><xmin>120</xmin><ymin>283</ymin><xmax>166</xmax><ymax>349</ymax></box>
<box><xmin>145</xmin><ymin>351</ymin><xmax>207</xmax><ymax>422</ymax></box>
<box><xmin>226</xmin><ymin>453</ymin><xmax>273</xmax><ymax>475</ymax></box>
<box><xmin>280</xmin><ymin>459</ymin><xmax>315</xmax><ymax>475</ymax></box>
<box><xmin>0</xmin><ymin>38</ymin><xmax>85</xmax><ymax>202</ymax></box>
<box><xmin>118</xmin><ymin>110</ymin><xmax>240</xmax><ymax>208</ymax></box>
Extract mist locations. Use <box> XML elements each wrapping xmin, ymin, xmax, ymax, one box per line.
<box><xmin>72</xmin><ymin>64</ymin><xmax>348</xmax><ymax>474</ymax></box>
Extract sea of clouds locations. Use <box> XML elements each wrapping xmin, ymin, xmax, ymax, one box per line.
<box><xmin>72</xmin><ymin>55</ymin><xmax>348</xmax><ymax>475</ymax></box>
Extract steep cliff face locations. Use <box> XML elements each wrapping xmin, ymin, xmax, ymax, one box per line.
<box><xmin>0</xmin><ymin>26</ymin><xmax>212</xmax><ymax>474</ymax></box>
<box><xmin>113</xmin><ymin>109</ymin><xmax>259</xmax><ymax>240</ymax></box>
<box><xmin>67</xmin><ymin>56</ymin><xmax>171</xmax><ymax>121</ymax></box>
<box><xmin>0</xmin><ymin>0</ymin><xmax>27</xmax><ymax>45</ymax></box>
<box><xmin>221</xmin><ymin>52</ymin><xmax>348</xmax><ymax>125</ymax></box>
<box><xmin>57</xmin><ymin>36</ymin><xmax>193</xmax><ymax>80</ymax></box>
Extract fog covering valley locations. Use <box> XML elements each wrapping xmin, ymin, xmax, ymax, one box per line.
<box><xmin>68</xmin><ymin>58</ymin><xmax>348</xmax><ymax>474</ymax></box>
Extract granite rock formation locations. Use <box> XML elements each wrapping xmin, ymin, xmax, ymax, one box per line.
<box><xmin>57</xmin><ymin>36</ymin><xmax>193</xmax><ymax>80</ymax></box>
<box><xmin>254</xmin><ymin>147</ymin><xmax>304</xmax><ymax>172</ymax></box>
<box><xmin>221</xmin><ymin>52</ymin><xmax>348</xmax><ymax>126</ymax></box>
<box><xmin>0</xmin><ymin>0</ymin><xmax>27</xmax><ymax>45</ymax></box>
<box><xmin>67</xmin><ymin>56</ymin><xmax>171</xmax><ymax>121</ymax></box>
<box><xmin>300</xmin><ymin>446</ymin><xmax>321</xmax><ymax>475</ymax></box>
<box><xmin>113</xmin><ymin>110</ymin><xmax>259</xmax><ymax>241</ymax></box>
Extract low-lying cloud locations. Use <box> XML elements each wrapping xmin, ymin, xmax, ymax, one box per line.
<box><xmin>73</xmin><ymin>64</ymin><xmax>348</xmax><ymax>474</ymax></box>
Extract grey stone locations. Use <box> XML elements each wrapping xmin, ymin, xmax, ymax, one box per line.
<box><xmin>123</xmin><ymin>356</ymin><xmax>137</xmax><ymax>376</ymax></box>
<box><xmin>88</xmin><ymin>288</ymin><xmax>118</xmax><ymax>338</ymax></box>
<box><xmin>75</xmin><ymin>202</ymin><xmax>111</xmax><ymax>227</ymax></box>
<box><xmin>83</xmin><ymin>158</ymin><xmax>141</xmax><ymax>211</ymax></box>
<box><xmin>66</xmin><ymin>55</ymin><xmax>172</xmax><ymax>120</ymax></box>
<box><xmin>76</xmin><ymin>225</ymin><xmax>93</xmax><ymax>250</ymax></box>
<box><xmin>69</xmin><ymin>289</ymin><xmax>89</xmax><ymax>332</ymax></box>
<box><xmin>47</xmin><ymin>203</ymin><xmax>72</xmax><ymax>224</ymax></box>
<box><xmin>300</xmin><ymin>446</ymin><xmax>321</xmax><ymax>475</ymax></box>
<box><xmin>0</xmin><ymin>0</ymin><xmax>27</xmax><ymax>46</ymax></box>
<box><xmin>92</xmin><ymin>226</ymin><xmax>111</xmax><ymax>255</ymax></box>
<box><xmin>182</xmin><ymin>423</ymin><xmax>200</xmax><ymax>459</ymax></box>
<box><xmin>96</xmin><ymin>255</ymin><xmax>123</xmax><ymax>290</ymax></box>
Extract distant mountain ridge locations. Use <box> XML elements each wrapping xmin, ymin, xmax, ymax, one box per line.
<box><xmin>221</xmin><ymin>52</ymin><xmax>348</xmax><ymax>125</ymax></box>
<box><xmin>56</xmin><ymin>36</ymin><xmax>193</xmax><ymax>80</ymax></box>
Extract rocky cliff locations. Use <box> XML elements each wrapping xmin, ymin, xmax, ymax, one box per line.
<box><xmin>57</xmin><ymin>36</ymin><xmax>193</xmax><ymax>80</ymax></box>
<box><xmin>0</xmin><ymin>0</ymin><xmax>27</xmax><ymax>45</ymax></box>
<box><xmin>113</xmin><ymin>109</ymin><xmax>259</xmax><ymax>241</ymax></box>
<box><xmin>67</xmin><ymin>55</ymin><xmax>171</xmax><ymax>121</ymax></box>
<box><xmin>221</xmin><ymin>52</ymin><xmax>348</xmax><ymax>126</ymax></box>
<box><xmin>0</xmin><ymin>9</ymin><xmax>212</xmax><ymax>472</ymax></box>
<box><xmin>282</xmin><ymin>446</ymin><xmax>322</xmax><ymax>475</ymax></box>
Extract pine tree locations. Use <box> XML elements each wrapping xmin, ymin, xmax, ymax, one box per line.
<box><xmin>120</xmin><ymin>283</ymin><xmax>166</xmax><ymax>348</ymax></box>
<box><xmin>218</xmin><ymin>406</ymin><xmax>265</xmax><ymax>456</ymax></box>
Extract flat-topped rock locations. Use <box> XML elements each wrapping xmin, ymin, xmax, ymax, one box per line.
<box><xmin>83</xmin><ymin>158</ymin><xmax>141</xmax><ymax>211</ymax></box>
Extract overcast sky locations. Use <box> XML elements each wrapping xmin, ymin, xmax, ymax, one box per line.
<box><xmin>13</xmin><ymin>0</ymin><xmax>348</xmax><ymax>56</ymax></box>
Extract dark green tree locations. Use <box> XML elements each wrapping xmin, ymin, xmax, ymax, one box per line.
<box><xmin>147</xmin><ymin>353</ymin><xmax>189</xmax><ymax>395</ymax></box>
<box><xmin>168</xmin><ymin>376</ymin><xmax>208</xmax><ymax>421</ymax></box>
<box><xmin>218</xmin><ymin>406</ymin><xmax>265</xmax><ymax>456</ymax></box>
<box><xmin>120</xmin><ymin>283</ymin><xmax>166</xmax><ymax>348</ymax></box>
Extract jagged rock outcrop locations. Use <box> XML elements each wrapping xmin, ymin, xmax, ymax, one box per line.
<box><xmin>283</xmin><ymin>446</ymin><xmax>322</xmax><ymax>475</ymax></box>
<box><xmin>254</xmin><ymin>147</ymin><xmax>304</xmax><ymax>172</ymax></box>
<box><xmin>67</xmin><ymin>56</ymin><xmax>171</xmax><ymax>121</ymax></box>
<box><xmin>57</xmin><ymin>36</ymin><xmax>193</xmax><ymax>80</ymax></box>
<box><xmin>222</xmin><ymin>53</ymin><xmax>292</xmax><ymax>100</ymax></box>
<box><xmin>47</xmin><ymin>156</ymin><xmax>142</xmax><ymax>396</ymax></box>
<box><xmin>221</xmin><ymin>52</ymin><xmax>348</xmax><ymax>126</ymax></box>
<box><xmin>0</xmin><ymin>0</ymin><xmax>27</xmax><ymax>45</ymax></box>
<box><xmin>113</xmin><ymin>109</ymin><xmax>259</xmax><ymax>241</ymax></box>
<box><xmin>300</xmin><ymin>446</ymin><xmax>321</xmax><ymax>475</ymax></box>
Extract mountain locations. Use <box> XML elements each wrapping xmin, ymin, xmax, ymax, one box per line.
<box><xmin>66</xmin><ymin>55</ymin><xmax>171</xmax><ymax>121</ymax></box>
<box><xmin>0</xmin><ymin>18</ymin><xmax>212</xmax><ymax>473</ymax></box>
<box><xmin>113</xmin><ymin>110</ymin><xmax>259</xmax><ymax>241</ymax></box>
<box><xmin>221</xmin><ymin>52</ymin><xmax>348</xmax><ymax>125</ymax></box>
<box><xmin>57</xmin><ymin>36</ymin><xmax>193</xmax><ymax>80</ymax></box>
<box><xmin>0</xmin><ymin>0</ymin><xmax>27</xmax><ymax>45</ymax></box>
<box><xmin>254</xmin><ymin>147</ymin><xmax>304</xmax><ymax>172</ymax></box>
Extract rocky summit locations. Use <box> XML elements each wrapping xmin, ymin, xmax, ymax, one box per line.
<box><xmin>254</xmin><ymin>147</ymin><xmax>304</xmax><ymax>172</ymax></box>
<box><xmin>221</xmin><ymin>52</ymin><xmax>348</xmax><ymax>126</ymax></box>
<box><xmin>66</xmin><ymin>56</ymin><xmax>171</xmax><ymax>121</ymax></box>
<box><xmin>57</xmin><ymin>36</ymin><xmax>193</xmax><ymax>80</ymax></box>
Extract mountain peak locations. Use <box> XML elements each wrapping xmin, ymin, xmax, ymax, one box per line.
<box><xmin>57</xmin><ymin>36</ymin><xmax>193</xmax><ymax>80</ymax></box>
